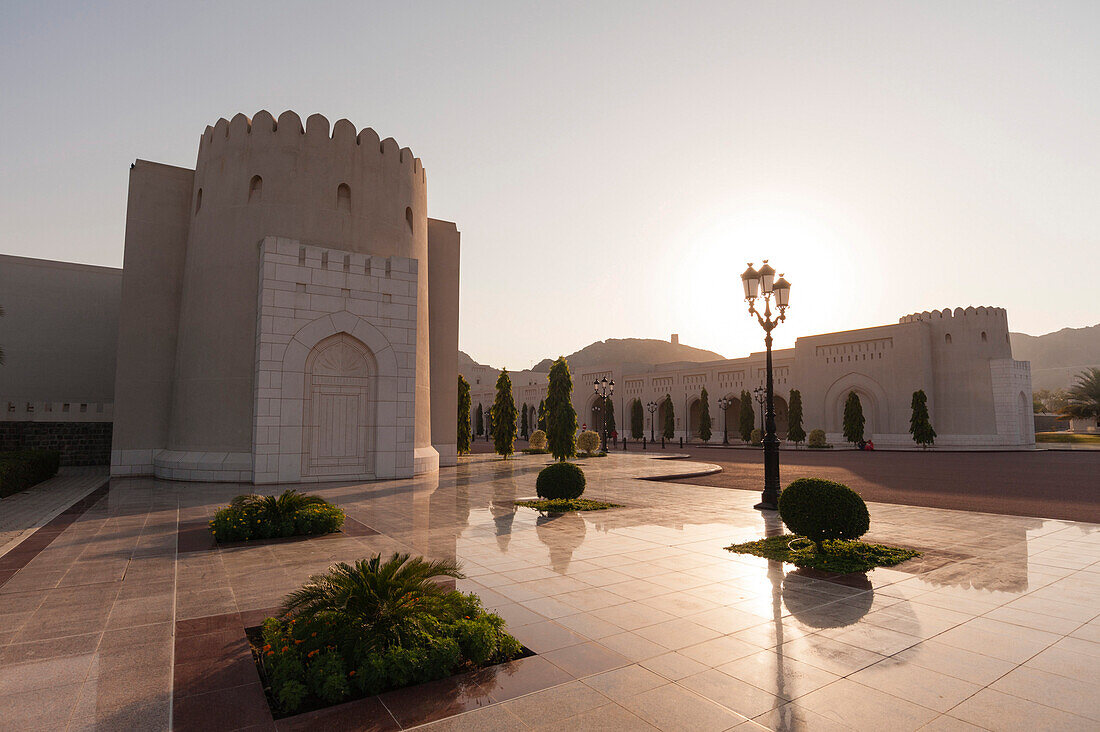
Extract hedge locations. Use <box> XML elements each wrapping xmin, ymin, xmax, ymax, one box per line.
<box><xmin>0</xmin><ymin>450</ymin><xmax>61</xmax><ymax>498</ymax></box>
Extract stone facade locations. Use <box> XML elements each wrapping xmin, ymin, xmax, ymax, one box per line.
<box><xmin>0</xmin><ymin>422</ymin><xmax>113</xmax><ymax>467</ymax></box>
<box><xmin>465</xmin><ymin>306</ymin><xmax>1035</xmax><ymax>450</ymax></box>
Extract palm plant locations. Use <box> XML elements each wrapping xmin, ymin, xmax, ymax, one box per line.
<box><xmin>282</xmin><ymin>553</ymin><xmax>465</xmax><ymax>650</ymax></box>
<box><xmin>1062</xmin><ymin>367</ymin><xmax>1100</xmax><ymax>422</ymax></box>
<box><xmin>231</xmin><ymin>488</ymin><xmax>329</xmax><ymax>517</ymax></box>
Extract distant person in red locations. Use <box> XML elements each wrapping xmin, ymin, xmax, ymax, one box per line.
<box><xmin>612</xmin><ymin>430</ymin><xmax>618</xmax><ymax>442</ymax></box>
<box><xmin>864</xmin><ymin>440</ymin><xmax>875</xmax><ymax>451</ymax></box>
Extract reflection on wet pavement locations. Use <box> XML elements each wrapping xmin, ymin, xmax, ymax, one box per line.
<box><xmin>0</xmin><ymin>451</ymin><xmax>1097</xmax><ymax>730</ymax></box>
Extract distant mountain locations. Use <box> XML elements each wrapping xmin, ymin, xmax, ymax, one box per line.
<box><xmin>530</xmin><ymin>338</ymin><xmax>725</xmax><ymax>372</ymax></box>
<box><xmin>1010</xmin><ymin>324</ymin><xmax>1100</xmax><ymax>391</ymax></box>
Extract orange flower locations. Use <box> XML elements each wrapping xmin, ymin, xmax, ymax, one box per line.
<box><xmin>266</xmin><ymin>651</ymin><xmax>275</xmax><ymax>657</ymax></box>
<box><xmin>311</xmin><ymin>632</ymin><xmax>317</xmax><ymax>637</ymax></box>
<box><xmin>307</xmin><ymin>649</ymin><xmax>319</xmax><ymax>658</ymax></box>
<box><xmin>262</xmin><ymin>644</ymin><xmax>271</xmax><ymax>651</ymax></box>
<box><xmin>348</xmin><ymin>670</ymin><xmax>356</xmax><ymax>677</ymax></box>
<box><xmin>281</xmin><ymin>646</ymin><xmax>290</xmax><ymax>653</ymax></box>
<box><xmin>295</xmin><ymin>639</ymin><xmax>303</xmax><ymax>644</ymax></box>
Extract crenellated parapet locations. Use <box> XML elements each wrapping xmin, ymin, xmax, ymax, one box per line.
<box><xmin>899</xmin><ymin>306</ymin><xmax>1008</xmax><ymax>324</ymax></box>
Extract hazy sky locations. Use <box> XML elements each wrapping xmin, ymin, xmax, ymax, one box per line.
<box><xmin>2</xmin><ymin>1</ymin><xmax>1097</xmax><ymax>369</ymax></box>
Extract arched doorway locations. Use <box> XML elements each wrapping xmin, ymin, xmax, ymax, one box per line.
<box><xmin>688</xmin><ymin>398</ymin><xmax>702</xmax><ymax>439</ymax></box>
<box><xmin>772</xmin><ymin>395</ymin><xmax>789</xmax><ymax>438</ymax></box>
<box><xmin>833</xmin><ymin>389</ymin><xmax>877</xmax><ymax>439</ymax></box>
<box><xmin>302</xmin><ymin>333</ymin><xmax>375</xmax><ymax>477</ymax></box>
<box><xmin>1018</xmin><ymin>391</ymin><xmax>1031</xmax><ymax>442</ymax></box>
<box><xmin>657</xmin><ymin>397</ymin><xmax>674</xmax><ymax>438</ymax></box>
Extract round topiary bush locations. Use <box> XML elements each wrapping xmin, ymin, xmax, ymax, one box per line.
<box><xmin>577</xmin><ymin>430</ymin><xmax>601</xmax><ymax>455</ymax></box>
<box><xmin>778</xmin><ymin>477</ymin><xmax>870</xmax><ymax>551</ymax></box>
<box><xmin>529</xmin><ymin>429</ymin><xmax>548</xmax><ymax>450</ymax></box>
<box><xmin>750</xmin><ymin>428</ymin><xmax>762</xmax><ymax>445</ymax></box>
<box><xmin>536</xmin><ymin>462</ymin><xmax>586</xmax><ymax>500</ymax></box>
<box><xmin>807</xmin><ymin>429</ymin><xmax>827</xmax><ymax>448</ymax></box>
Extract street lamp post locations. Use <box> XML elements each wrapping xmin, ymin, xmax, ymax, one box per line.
<box><xmin>717</xmin><ymin>397</ymin><xmax>731</xmax><ymax>445</ymax></box>
<box><xmin>753</xmin><ymin>386</ymin><xmax>766</xmax><ymax>435</ymax></box>
<box><xmin>646</xmin><ymin>401</ymin><xmax>658</xmax><ymax>442</ymax></box>
<box><xmin>740</xmin><ymin>261</ymin><xmax>791</xmax><ymax>511</ymax></box>
<box><xmin>593</xmin><ymin>377</ymin><xmax>615</xmax><ymax>453</ymax></box>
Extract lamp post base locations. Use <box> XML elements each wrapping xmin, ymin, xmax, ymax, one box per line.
<box><xmin>754</xmin><ymin>501</ymin><xmax>778</xmax><ymax>511</ymax></box>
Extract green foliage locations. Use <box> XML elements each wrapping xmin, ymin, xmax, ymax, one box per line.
<box><xmin>698</xmin><ymin>388</ymin><xmax>713</xmax><ymax>443</ymax></box>
<box><xmin>1036</xmin><ymin>432</ymin><xmax>1100</xmax><ymax>444</ymax></box>
<box><xmin>209</xmin><ymin>490</ymin><xmax>344</xmax><ymax>542</ymax></box>
<box><xmin>457</xmin><ymin>375</ymin><xmax>471</xmax><ymax>455</ymax></box>
<box><xmin>750</xmin><ymin>428</ymin><xmax>762</xmax><ymax>445</ymax></box>
<box><xmin>520</xmin><ymin>402</ymin><xmax>529</xmax><ymax>440</ymax></box>
<box><xmin>727</xmin><ymin>534</ymin><xmax>919</xmax><ymax>573</ymax></box>
<box><xmin>0</xmin><ymin>450</ymin><xmax>60</xmax><ymax>498</ymax></box>
<box><xmin>807</xmin><ymin>429</ymin><xmax>828</xmax><ymax>448</ymax></box>
<box><xmin>1062</xmin><ymin>368</ymin><xmax>1100</xmax><ymax>420</ymax></box>
<box><xmin>545</xmin><ymin>357</ymin><xmax>578</xmax><ymax>461</ymax></box>
<box><xmin>256</xmin><ymin>553</ymin><xmax>522</xmax><ymax>715</ymax></box>
<box><xmin>1033</xmin><ymin>388</ymin><xmax>1069</xmax><ymax>414</ymax></box>
<box><xmin>491</xmin><ymin>370</ymin><xmax>518</xmax><ymax>458</ymax></box>
<box><xmin>475</xmin><ymin>403</ymin><xmax>484</xmax><ymax>436</ymax></box>
<box><xmin>738</xmin><ymin>390</ymin><xmax>755</xmax><ymax>442</ymax></box>
<box><xmin>537</xmin><ymin>399</ymin><xmax>546</xmax><ymax>431</ymax></box>
<box><xmin>778</xmin><ymin>478</ymin><xmax>870</xmax><ymax>552</ymax></box>
<box><xmin>787</xmin><ymin>390</ymin><xmax>806</xmax><ymax>445</ymax></box>
<box><xmin>662</xmin><ymin>395</ymin><xmax>675</xmax><ymax>439</ymax></box>
<box><xmin>843</xmin><ymin>392</ymin><xmax>865</xmax><ymax>445</ymax></box>
<box><xmin>528</xmin><ymin>429</ymin><xmax>548</xmax><ymax>450</ymax></box>
<box><xmin>577</xmin><ymin>430</ymin><xmax>601</xmax><ymax>455</ymax></box>
<box><xmin>909</xmin><ymin>390</ymin><xmax>936</xmax><ymax>447</ymax></box>
<box><xmin>514</xmin><ymin>498</ymin><xmax>621</xmax><ymax>511</ymax></box>
<box><xmin>603</xmin><ymin>396</ymin><xmax>616</xmax><ymax>436</ymax></box>
<box><xmin>630</xmin><ymin>398</ymin><xmax>644</xmax><ymax>440</ymax></box>
<box><xmin>535</xmin><ymin>461</ymin><xmax>586</xmax><ymax>500</ymax></box>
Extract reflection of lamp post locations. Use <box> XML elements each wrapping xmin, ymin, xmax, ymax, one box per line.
<box><xmin>593</xmin><ymin>377</ymin><xmax>615</xmax><ymax>453</ymax></box>
<box><xmin>646</xmin><ymin>401</ymin><xmax>658</xmax><ymax>441</ymax></box>
<box><xmin>753</xmin><ymin>386</ymin><xmax>766</xmax><ymax>435</ymax></box>
<box><xmin>741</xmin><ymin>260</ymin><xmax>791</xmax><ymax>511</ymax></box>
<box><xmin>717</xmin><ymin>397</ymin><xmax>731</xmax><ymax>445</ymax></box>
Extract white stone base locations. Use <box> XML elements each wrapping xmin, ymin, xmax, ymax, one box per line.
<box><xmin>414</xmin><ymin>445</ymin><xmax>440</xmax><ymax>475</ymax></box>
<box><xmin>434</xmin><ymin>442</ymin><xmax>457</xmax><ymax>468</ymax></box>
<box><xmin>152</xmin><ymin>450</ymin><xmax>253</xmax><ymax>482</ymax></box>
<box><xmin>110</xmin><ymin>449</ymin><xmax>156</xmax><ymax>477</ymax></box>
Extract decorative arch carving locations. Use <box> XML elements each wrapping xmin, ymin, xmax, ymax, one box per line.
<box><xmin>822</xmin><ymin>372</ymin><xmax>890</xmax><ymax>436</ymax></box>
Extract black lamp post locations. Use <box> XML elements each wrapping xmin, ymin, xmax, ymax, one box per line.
<box><xmin>717</xmin><ymin>397</ymin><xmax>731</xmax><ymax>445</ymax></box>
<box><xmin>740</xmin><ymin>261</ymin><xmax>791</xmax><ymax>511</ymax></box>
<box><xmin>753</xmin><ymin>386</ymin><xmax>766</xmax><ymax>435</ymax></box>
<box><xmin>646</xmin><ymin>401</ymin><xmax>658</xmax><ymax>441</ymax></box>
<box><xmin>593</xmin><ymin>377</ymin><xmax>615</xmax><ymax>453</ymax></box>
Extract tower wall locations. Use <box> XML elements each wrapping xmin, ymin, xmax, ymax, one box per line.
<box><xmin>167</xmin><ymin>111</ymin><xmax>432</xmax><ymax>460</ymax></box>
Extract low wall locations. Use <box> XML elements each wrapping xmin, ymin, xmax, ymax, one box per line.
<box><xmin>0</xmin><ymin>422</ymin><xmax>113</xmax><ymax>466</ymax></box>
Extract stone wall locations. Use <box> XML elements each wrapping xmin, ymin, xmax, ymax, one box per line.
<box><xmin>0</xmin><ymin>422</ymin><xmax>113</xmax><ymax>466</ymax></box>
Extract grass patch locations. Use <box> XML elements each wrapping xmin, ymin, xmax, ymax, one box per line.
<box><xmin>727</xmin><ymin>534</ymin><xmax>919</xmax><ymax>573</ymax></box>
<box><xmin>1036</xmin><ymin>432</ymin><xmax>1100</xmax><ymax>444</ymax></box>
<box><xmin>515</xmin><ymin>498</ymin><xmax>621</xmax><ymax>511</ymax></box>
<box><xmin>575</xmin><ymin>452</ymin><xmax>608</xmax><ymax>459</ymax></box>
<box><xmin>521</xmin><ymin>448</ymin><xmax>550</xmax><ymax>454</ymax></box>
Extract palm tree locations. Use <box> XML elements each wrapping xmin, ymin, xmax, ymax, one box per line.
<box><xmin>1061</xmin><ymin>368</ymin><xmax>1100</xmax><ymax>425</ymax></box>
<box><xmin>231</xmin><ymin>489</ymin><xmax>330</xmax><ymax>519</ymax></box>
<box><xmin>282</xmin><ymin>553</ymin><xmax>464</xmax><ymax>650</ymax></box>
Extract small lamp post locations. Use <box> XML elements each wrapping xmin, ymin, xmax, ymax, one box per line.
<box><xmin>593</xmin><ymin>377</ymin><xmax>615</xmax><ymax>453</ymax></box>
<box><xmin>753</xmin><ymin>386</ymin><xmax>766</xmax><ymax>435</ymax></box>
<box><xmin>646</xmin><ymin>400</ymin><xmax>658</xmax><ymax>441</ymax></box>
<box><xmin>740</xmin><ymin>261</ymin><xmax>791</xmax><ymax>511</ymax></box>
<box><xmin>717</xmin><ymin>397</ymin><xmax>731</xmax><ymax>445</ymax></box>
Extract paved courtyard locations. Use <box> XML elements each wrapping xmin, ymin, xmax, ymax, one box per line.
<box><xmin>0</xmin><ymin>453</ymin><xmax>1098</xmax><ymax>731</ymax></box>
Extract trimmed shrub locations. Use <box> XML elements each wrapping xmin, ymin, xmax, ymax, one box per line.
<box><xmin>750</xmin><ymin>428</ymin><xmax>763</xmax><ymax>445</ymax></box>
<box><xmin>0</xmin><ymin>450</ymin><xmax>60</xmax><ymax>498</ymax></box>
<box><xmin>210</xmin><ymin>489</ymin><xmax>344</xmax><ymax>542</ymax></box>
<box><xmin>536</xmin><ymin>462</ymin><xmax>586</xmax><ymax>500</ymax></box>
<box><xmin>778</xmin><ymin>478</ymin><xmax>870</xmax><ymax>551</ymax></box>
<box><xmin>576</xmin><ymin>430</ymin><xmax>600</xmax><ymax>455</ymax></box>
<box><xmin>529</xmin><ymin>430</ymin><xmax>548</xmax><ymax>450</ymax></box>
<box><xmin>807</xmin><ymin>429</ymin><xmax>828</xmax><ymax>448</ymax></box>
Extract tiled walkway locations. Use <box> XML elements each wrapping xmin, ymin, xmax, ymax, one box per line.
<box><xmin>0</xmin><ymin>468</ymin><xmax>109</xmax><ymax>557</ymax></box>
<box><xmin>0</xmin><ymin>453</ymin><xmax>1097</xmax><ymax>731</ymax></box>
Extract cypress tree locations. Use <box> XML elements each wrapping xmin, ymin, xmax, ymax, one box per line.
<box><xmin>787</xmin><ymin>389</ymin><xmax>806</xmax><ymax>446</ymax></box>
<box><xmin>604</xmin><ymin>396</ymin><xmax>616</xmax><ymax>437</ymax></box>
<box><xmin>843</xmin><ymin>392</ymin><xmax>866</xmax><ymax>445</ymax></box>
<box><xmin>537</xmin><ymin>399</ymin><xmax>546</xmax><ymax>431</ymax></box>
<box><xmin>520</xmin><ymin>402</ymin><xmax>529</xmax><ymax>440</ymax></box>
<box><xmin>910</xmin><ymin>390</ymin><xmax>936</xmax><ymax>447</ymax></box>
<box><xmin>738</xmin><ymin>390</ymin><xmax>755</xmax><ymax>442</ymax></box>
<box><xmin>630</xmin><ymin>398</ymin><xmax>644</xmax><ymax>440</ymax></box>
<box><xmin>491</xmin><ymin>370</ymin><xmax>518</xmax><ymax>458</ymax></box>
<box><xmin>457</xmin><ymin>375</ymin><xmax>471</xmax><ymax>455</ymax></box>
<box><xmin>475</xmin><ymin>403</ymin><xmax>484</xmax><ymax>436</ymax></box>
<box><xmin>545</xmin><ymin>357</ymin><xmax>577</xmax><ymax>461</ymax></box>
<box><xmin>698</xmin><ymin>388</ymin><xmax>713</xmax><ymax>443</ymax></box>
<box><xmin>662</xmin><ymin>395</ymin><xmax>675</xmax><ymax>439</ymax></box>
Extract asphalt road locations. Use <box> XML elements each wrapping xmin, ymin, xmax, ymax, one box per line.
<box><xmin>469</xmin><ymin>438</ymin><xmax>1100</xmax><ymax>523</ymax></box>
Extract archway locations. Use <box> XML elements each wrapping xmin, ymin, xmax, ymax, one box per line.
<box><xmin>688</xmin><ymin>397</ymin><xmax>702</xmax><ymax>439</ymax></box>
<box><xmin>772</xmin><ymin>395</ymin><xmax>789</xmax><ymax>438</ymax></box>
<box><xmin>1018</xmin><ymin>391</ymin><xmax>1031</xmax><ymax>441</ymax></box>
<box><xmin>657</xmin><ymin>397</ymin><xmax>674</xmax><ymax>438</ymax></box>
<box><xmin>302</xmin><ymin>333</ymin><xmax>376</xmax><ymax>477</ymax></box>
<box><xmin>823</xmin><ymin>373</ymin><xmax>889</xmax><ymax>440</ymax></box>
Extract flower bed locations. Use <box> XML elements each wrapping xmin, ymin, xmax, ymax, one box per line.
<box><xmin>249</xmin><ymin>553</ymin><xmax>525</xmax><ymax>717</ymax></box>
<box><xmin>514</xmin><ymin>498</ymin><xmax>620</xmax><ymax>511</ymax></box>
<box><xmin>209</xmin><ymin>489</ymin><xmax>344</xmax><ymax>543</ymax></box>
